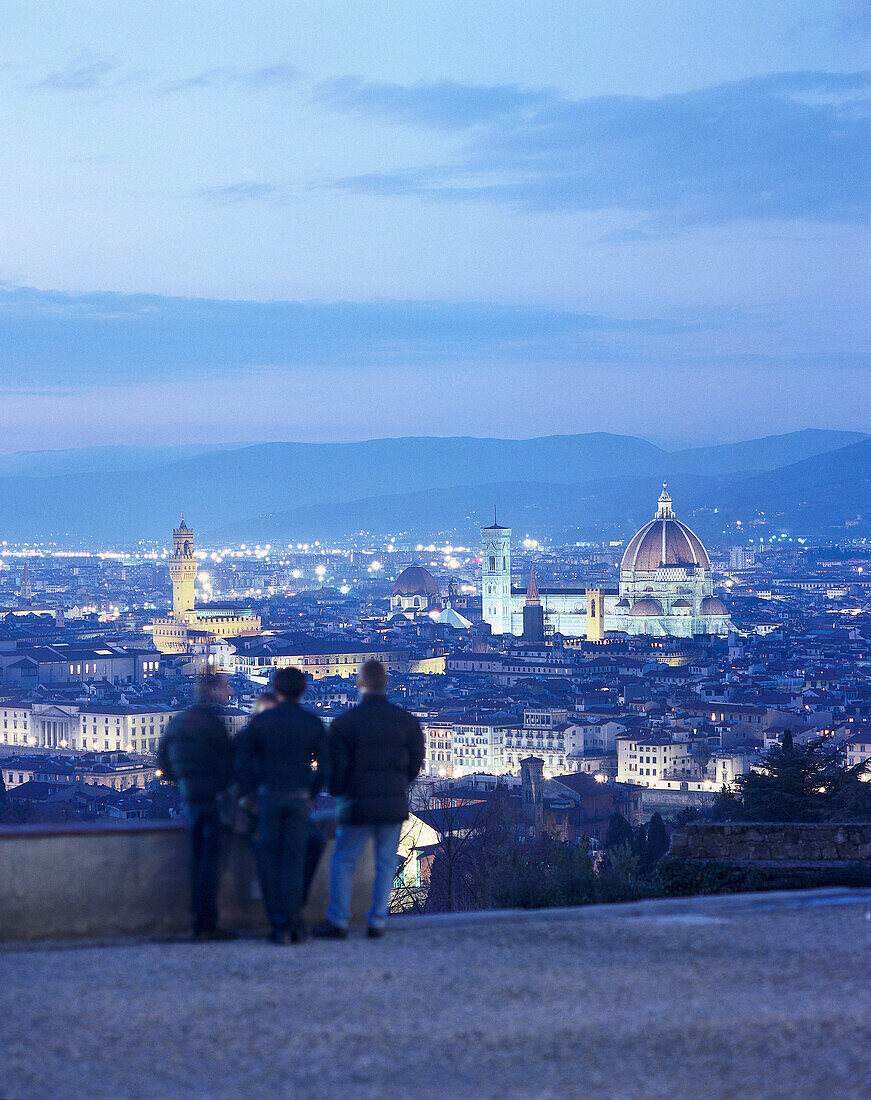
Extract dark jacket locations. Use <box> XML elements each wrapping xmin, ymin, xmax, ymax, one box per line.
<box><xmin>157</xmin><ymin>704</ymin><xmax>234</xmax><ymax>807</ymax></box>
<box><xmin>235</xmin><ymin>701</ymin><xmax>330</xmax><ymax>799</ymax></box>
<box><xmin>328</xmin><ymin>694</ymin><xmax>425</xmax><ymax>824</ymax></box>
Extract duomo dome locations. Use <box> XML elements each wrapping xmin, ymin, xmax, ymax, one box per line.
<box><xmin>620</xmin><ymin>490</ymin><xmax>710</xmax><ymax>573</ymax></box>
<box><xmin>615</xmin><ymin>486</ymin><xmax>732</xmax><ymax>638</ymax></box>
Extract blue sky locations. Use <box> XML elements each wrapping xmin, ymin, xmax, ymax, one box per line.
<box><xmin>0</xmin><ymin>1</ymin><xmax>868</xmax><ymax>449</ymax></box>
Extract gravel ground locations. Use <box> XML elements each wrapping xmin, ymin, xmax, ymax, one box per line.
<box><xmin>3</xmin><ymin>889</ymin><xmax>871</xmax><ymax>1099</ymax></box>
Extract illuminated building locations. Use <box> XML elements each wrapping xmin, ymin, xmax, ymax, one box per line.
<box><xmin>151</xmin><ymin>516</ymin><xmax>261</xmax><ymax>654</ymax></box>
<box><xmin>482</xmin><ymin>487</ymin><xmax>733</xmax><ymax>638</ymax></box>
<box><xmin>390</xmin><ymin>566</ymin><xmax>441</xmax><ymax>618</ymax></box>
<box><xmin>612</xmin><ymin>486</ymin><xmax>733</xmax><ymax>637</ymax></box>
<box><xmin>481</xmin><ymin>517</ymin><xmax>512</xmax><ymax>635</ymax></box>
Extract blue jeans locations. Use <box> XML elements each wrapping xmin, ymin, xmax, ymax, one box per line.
<box><xmin>257</xmin><ymin>793</ymin><xmax>311</xmax><ymax>934</ymax></box>
<box><xmin>327</xmin><ymin>822</ymin><xmax>403</xmax><ymax>930</ymax></box>
<box><xmin>183</xmin><ymin>802</ymin><xmax>223</xmax><ymax>935</ymax></box>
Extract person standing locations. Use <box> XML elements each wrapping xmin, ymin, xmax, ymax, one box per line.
<box><xmin>236</xmin><ymin>667</ymin><xmax>329</xmax><ymax>944</ymax></box>
<box><xmin>157</xmin><ymin>673</ymin><xmax>235</xmax><ymax>941</ymax></box>
<box><xmin>313</xmin><ymin>660</ymin><xmax>425</xmax><ymax>940</ymax></box>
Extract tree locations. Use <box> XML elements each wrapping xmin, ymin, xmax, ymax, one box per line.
<box><xmin>604</xmin><ymin>811</ymin><xmax>636</xmax><ymax>852</ymax></box>
<box><xmin>642</xmin><ymin>812</ymin><xmax>670</xmax><ymax>868</ymax></box>
<box><xmin>718</xmin><ymin>731</ymin><xmax>871</xmax><ymax>823</ymax></box>
<box><xmin>691</xmin><ymin>743</ymin><xmax>712</xmax><ymax>774</ymax></box>
<box><xmin>674</xmin><ymin>805</ymin><xmax>700</xmax><ymax>830</ymax></box>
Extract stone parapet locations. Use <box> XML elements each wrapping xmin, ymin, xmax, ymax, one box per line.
<box><xmin>0</xmin><ymin>817</ymin><xmax>374</xmax><ymax>942</ymax></box>
<box><xmin>674</xmin><ymin>822</ymin><xmax>871</xmax><ymax>867</ymax></box>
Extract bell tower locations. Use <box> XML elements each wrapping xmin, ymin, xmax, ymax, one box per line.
<box><xmin>481</xmin><ymin>513</ymin><xmax>512</xmax><ymax>635</ymax></box>
<box><xmin>169</xmin><ymin>515</ymin><xmax>198</xmax><ymax>620</ymax></box>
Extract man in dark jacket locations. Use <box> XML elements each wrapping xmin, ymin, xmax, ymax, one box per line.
<box><xmin>157</xmin><ymin>673</ymin><xmax>234</xmax><ymax>941</ymax></box>
<box><xmin>235</xmin><ymin>666</ymin><xmax>329</xmax><ymax>943</ymax></box>
<box><xmin>313</xmin><ymin>660</ymin><xmax>424</xmax><ymax>939</ymax></box>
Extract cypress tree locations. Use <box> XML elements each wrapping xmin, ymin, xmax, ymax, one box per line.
<box><xmin>604</xmin><ymin>811</ymin><xmax>636</xmax><ymax>852</ymax></box>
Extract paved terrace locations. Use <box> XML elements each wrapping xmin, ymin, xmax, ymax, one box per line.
<box><xmin>4</xmin><ymin>889</ymin><xmax>871</xmax><ymax>1099</ymax></box>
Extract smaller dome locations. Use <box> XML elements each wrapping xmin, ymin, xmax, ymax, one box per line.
<box><xmin>615</xmin><ymin>598</ymin><xmax>630</xmax><ymax>609</ymax></box>
<box><xmin>671</xmin><ymin>599</ymin><xmax>692</xmax><ymax>608</ymax></box>
<box><xmin>392</xmin><ymin>566</ymin><xmax>440</xmax><ymax>598</ymax></box>
<box><xmin>701</xmin><ymin>596</ymin><xmax>728</xmax><ymax>616</ymax></box>
<box><xmin>629</xmin><ymin>597</ymin><xmax>664</xmax><ymax>617</ymax></box>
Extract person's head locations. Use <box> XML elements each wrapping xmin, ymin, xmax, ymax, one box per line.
<box><xmin>358</xmin><ymin>659</ymin><xmax>388</xmax><ymax>695</ymax></box>
<box><xmin>197</xmin><ymin>672</ymin><xmax>231</xmax><ymax>707</ymax></box>
<box><xmin>252</xmin><ymin>691</ymin><xmax>278</xmax><ymax>716</ymax></box>
<box><xmin>272</xmin><ymin>666</ymin><xmax>307</xmax><ymax>702</ymax></box>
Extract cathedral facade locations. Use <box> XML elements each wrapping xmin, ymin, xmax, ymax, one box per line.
<box><xmin>481</xmin><ymin>487</ymin><xmax>732</xmax><ymax>640</ymax></box>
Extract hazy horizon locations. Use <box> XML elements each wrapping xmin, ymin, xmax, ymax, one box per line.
<box><xmin>0</xmin><ymin>426</ymin><xmax>866</xmax><ymax>459</ymax></box>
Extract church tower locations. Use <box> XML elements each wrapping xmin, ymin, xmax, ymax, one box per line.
<box><xmin>586</xmin><ymin>588</ymin><xmax>605</xmax><ymax>642</ymax></box>
<box><xmin>522</xmin><ymin>566</ymin><xmax>545</xmax><ymax>643</ymax></box>
<box><xmin>481</xmin><ymin>515</ymin><xmax>512</xmax><ymax>636</ymax></box>
<box><xmin>19</xmin><ymin>560</ymin><xmax>32</xmax><ymax>606</ymax></box>
<box><xmin>169</xmin><ymin>515</ymin><xmax>198</xmax><ymax>620</ymax></box>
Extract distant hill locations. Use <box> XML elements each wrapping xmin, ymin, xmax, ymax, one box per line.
<box><xmin>715</xmin><ymin>438</ymin><xmax>871</xmax><ymax>534</ymax></box>
<box><xmin>661</xmin><ymin>429</ymin><xmax>869</xmax><ymax>476</ymax></box>
<box><xmin>0</xmin><ymin>443</ymin><xmax>249</xmax><ymax>478</ymax></box>
<box><xmin>0</xmin><ymin>429</ymin><xmax>864</xmax><ymax>542</ymax></box>
<box><xmin>209</xmin><ymin>441</ymin><xmax>871</xmax><ymax>545</ymax></box>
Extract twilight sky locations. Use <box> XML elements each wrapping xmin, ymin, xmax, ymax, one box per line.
<box><xmin>1</xmin><ymin>0</ymin><xmax>869</xmax><ymax>450</ymax></box>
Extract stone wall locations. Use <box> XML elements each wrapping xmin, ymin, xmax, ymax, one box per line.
<box><xmin>673</xmin><ymin>822</ymin><xmax>871</xmax><ymax>867</ymax></box>
<box><xmin>0</xmin><ymin>818</ymin><xmax>374</xmax><ymax>943</ymax></box>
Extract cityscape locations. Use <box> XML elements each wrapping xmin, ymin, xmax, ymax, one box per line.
<box><xmin>2</xmin><ymin>470</ymin><xmax>869</xmax><ymax>830</ymax></box>
<box><xmin>3</xmin><ymin>1</ymin><xmax>870</xmax><ymax>1096</ymax></box>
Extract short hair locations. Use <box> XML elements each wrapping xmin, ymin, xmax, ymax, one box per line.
<box><xmin>359</xmin><ymin>659</ymin><xmax>387</xmax><ymax>692</ymax></box>
<box><xmin>252</xmin><ymin>691</ymin><xmax>278</xmax><ymax>715</ymax></box>
<box><xmin>197</xmin><ymin>672</ymin><xmax>228</xmax><ymax>702</ymax></box>
<box><xmin>272</xmin><ymin>666</ymin><xmax>307</xmax><ymax>700</ymax></box>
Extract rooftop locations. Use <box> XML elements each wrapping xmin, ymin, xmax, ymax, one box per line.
<box><xmin>3</xmin><ymin>888</ymin><xmax>871</xmax><ymax>1098</ymax></box>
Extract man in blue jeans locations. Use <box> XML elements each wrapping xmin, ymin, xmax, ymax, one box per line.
<box><xmin>313</xmin><ymin>660</ymin><xmax>425</xmax><ymax>939</ymax></box>
<box><xmin>236</xmin><ymin>667</ymin><xmax>330</xmax><ymax>944</ymax></box>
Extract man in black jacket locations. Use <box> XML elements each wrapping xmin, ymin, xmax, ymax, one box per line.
<box><xmin>236</xmin><ymin>666</ymin><xmax>329</xmax><ymax>943</ymax></box>
<box><xmin>313</xmin><ymin>660</ymin><xmax>424</xmax><ymax>939</ymax></box>
<box><xmin>157</xmin><ymin>673</ymin><xmax>235</xmax><ymax>941</ymax></box>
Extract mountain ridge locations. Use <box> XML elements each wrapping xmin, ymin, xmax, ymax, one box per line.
<box><xmin>0</xmin><ymin>429</ymin><xmax>864</xmax><ymax>542</ymax></box>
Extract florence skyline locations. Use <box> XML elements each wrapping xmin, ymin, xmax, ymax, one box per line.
<box><xmin>1</xmin><ymin>1</ymin><xmax>869</xmax><ymax>450</ymax></box>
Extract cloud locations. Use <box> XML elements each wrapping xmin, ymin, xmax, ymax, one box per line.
<box><xmin>0</xmin><ymin>284</ymin><xmax>706</xmax><ymax>390</ymax></box>
<box><xmin>197</xmin><ymin>181</ymin><xmax>282</xmax><ymax>204</ymax></box>
<box><xmin>836</xmin><ymin>0</ymin><xmax>871</xmax><ymax>39</ymax></box>
<box><xmin>314</xmin><ymin>77</ymin><xmax>555</xmax><ymax>129</ymax></box>
<box><xmin>162</xmin><ymin>63</ymin><xmax>297</xmax><ymax>94</ymax></box>
<box><xmin>31</xmin><ymin>53</ymin><xmax>117</xmax><ymax>92</ymax></box>
<box><xmin>328</xmin><ymin>70</ymin><xmax>871</xmax><ymax>226</ymax></box>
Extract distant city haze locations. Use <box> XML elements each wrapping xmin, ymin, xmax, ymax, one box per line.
<box><xmin>1</xmin><ymin>1</ymin><xmax>869</xmax><ymax>448</ymax></box>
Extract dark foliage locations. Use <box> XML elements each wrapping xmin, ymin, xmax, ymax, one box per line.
<box><xmin>715</xmin><ymin>731</ymin><xmax>871</xmax><ymax>823</ymax></box>
<box><xmin>639</xmin><ymin>812</ymin><xmax>670</xmax><ymax>871</ymax></box>
<box><xmin>482</xmin><ymin>834</ymin><xmax>597</xmax><ymax>910</ymax></box>
<box><xmin>604</xmin><ymin>811</ymin><xmax>637</xmax><ymax>852</ymax></box>
<box><xmin>654</xmin><ymin>856</ymin><xmax>871</xmax><ymax>897</ymax></box>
